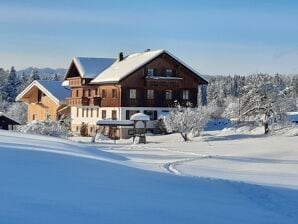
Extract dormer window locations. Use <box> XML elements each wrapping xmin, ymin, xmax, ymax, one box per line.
<box><xmin>147</xmin><ymin>68</ymin><xmax>154</xmax><ymax>77</ymax></box>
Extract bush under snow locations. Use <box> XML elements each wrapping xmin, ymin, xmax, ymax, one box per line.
<box><xmin>163</xmin><ymin>103</ymin><xmax>209</xmax><ymax>141</ymax></box>
<box><xmin>18</xmin><ymin>120</ymin><xmax>70</xmax><ymax>138</ymax></box>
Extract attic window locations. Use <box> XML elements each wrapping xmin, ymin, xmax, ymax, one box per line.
<box><xmin>129</xmin><ymin>89</ymin><xmax>136</xmax><ymax>99</ymax></box>
<box><xmin>147</xmin><ymin>68</ymin><xmax>154</xmax><ymax>77</ymax></box>
<box><xmin>165</xmin><ymin>69</ymin><xmax>173</xmax><ymax>76</ymax></box>
<box><xmin>37</xmin><ymin>90</ymin><xmax>45</xmax><ymax>103</ymax></box>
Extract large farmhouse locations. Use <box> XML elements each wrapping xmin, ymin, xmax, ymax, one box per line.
<box><xmin>64</xmin><ymin>49</ymin><xmax>208</xmax><ymax>138</ymax></box>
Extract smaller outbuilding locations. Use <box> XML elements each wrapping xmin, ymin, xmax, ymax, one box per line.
<box><xmin>0</xmin><ymin>112</ymin><xmax>21</xmax><ymax>131</ymax></box>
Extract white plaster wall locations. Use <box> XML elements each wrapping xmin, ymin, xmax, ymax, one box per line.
<box><xmin>71</xmin><ymin>107</ymin><xmax>120</xmax><ymax>125</ymax></box>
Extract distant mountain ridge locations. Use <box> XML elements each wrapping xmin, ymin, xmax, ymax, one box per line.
<box><xmin>16</xmin><ymin>67</ymin><xmax>67</xmax><ymax>78</ymax></box>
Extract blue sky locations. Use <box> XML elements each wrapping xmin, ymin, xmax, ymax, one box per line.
<box><xmin>1</xmin><ymin>0</ymin><xmax>298</xmax><ymax>75</ymax></box>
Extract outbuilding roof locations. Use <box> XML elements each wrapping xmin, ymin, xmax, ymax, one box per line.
<box><xmin>0</xmin><ymin>112</ymin><xmax>21</xmax><ymax>125</ymax></box>
<box><xmin>16</xmin><ymin>80</ymin><xmax>70</xmax><ymax>105</ymax></box>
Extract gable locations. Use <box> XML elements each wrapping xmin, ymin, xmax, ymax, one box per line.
<box><xmin>64</xmin><ymin>61</ymin><xmax>81</xmax><ymax>79</ymax></box>
<box><xmin>90</xmin><ymin>50</ymin><xmax>208</xmax><ymax>85</ymax></box>
<box><xmin>64</xmin><ymin>57</ymin><xmax>116</xmax><ymax>80</ymax></box>
<box><xmin>120</xmin><ymin>52</ymin><xmax>208</xmax><ymax>85</ymax></box>
<box><xmin>16</xmin><ymin>80</ymin><xmax>70</xmax><ymax>105</ymax></box>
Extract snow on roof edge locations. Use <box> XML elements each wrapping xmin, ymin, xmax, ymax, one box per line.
<box><xmin>16</xmin><ymin>80</ymin><xmax>66</xmax><ymax>105</ymax></box>
<box><xmin>0</xmin><ymin>112</ymin><xmax>21</xmax><ymax>124</ymax></box>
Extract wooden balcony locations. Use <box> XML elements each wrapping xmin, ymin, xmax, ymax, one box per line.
<box><xmin>68</xmin><ymin>78</ymin><xmax>82</xmax><ymax>87</ymax></box>
<box><xmin>145</xmin><ymin>76</ymin><xmax>182</xmax><ymax>88</ymax></box>
<box><xmin>68</xmin><ymin>97</ymin><xmax>90</xmax><ymax>106</ymax></box>
<box><xmin>68</xmin><ymin>97</ymin><xmax>102</xmax><ymax>106</ymax></box>
<box><xmin>90</xmin><ymin>96</ymin><xmax>102</xmax><ymax>106</ymax></box>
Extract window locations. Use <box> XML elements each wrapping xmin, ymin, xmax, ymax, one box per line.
<box><xmin>88</xmin><ymin>89</ymin><xmax>91</xmax><ymax>97</ymax></box>
<box><xmin>90</xmin><ymin>127</ymin><xmax>93</xmax><ymax>133</ymax></box>
<box><xmin>76</xmin><ymin>126</ymin><xmax>79</xmax><ymax>132</ymax></box>
<box><xmin>183</xmin><ymin>90</ymin><xmax>189</xmax><ymax>100</ymax></box>
<box><xmin>147</xmin><ymin>68</ymin><xmax>154</xmax><ymax>76</ymax></box>
<box><xmin>76</xmin><ymin>89</ymin><xmax>79</xmax><ymax>97</ymax></box>
<box><xmin>112</xmin><ymin>110</ymin><xmax>117</xmax><ymax>120</ymax></box>
<box><xmin>90</xmin><ymin>108</ymin><xmax>93</xmax><ymax>117</ymax></box>
<box><xmin>32</xmin><ymin>114</ymin><xmax>36</xmax><ymax>120</ymax></box>
<box><xmin>112</xmin><ymin>89</ymin><xmax>117</xmax><ymax>98</ymax></box>
<box><xmin>86</xmin><ymin>108</ymin><xmax>89</xmax><ymax>117</ymax></box>
<box><xmin>165</xmin><ymin>90</ymin><xmax>172</xmax><ymax>100</ymax></box>
<box><xmin>76</xmin><ymin>108</ymin><xmax>79</xmax><ymax>117</ymax></box>
<box><xmin>147</xmin><ymin>89</ymin><xmax>154</xmax><ymax>99</ymax></box>
<box><xmin>144</xmin><ymin>110</ymin><xmax>157</xmax><ymax>120</ymax></box>
<box><xmin>102</xmin><ymin>110</ymin><xmax>106</xmax><ymax>119</ymax></box>
<box><xmin>37</xmin><ymin>90</ymin><xmax>43</xmax><ymax>103</ymax></box>
<box><xmin>102</xmin><ymin>89</ymin><xmax>106</xmax><ymax>98</ymax></box>
<box><xmin>82</xmin><ymin>108</ymin><xmax>84</xmax><ymax>117</ymax></box>
<box><xmin>126</xmin><ymin>110</ymin><xmax>139</xmax><ymax>120</ymax></box>
<box><xmin>95</xmin><ymin>88</ymin><xmax>98</xmax><ymax>96</ymax></box>
<box><xmin>129</xmin><ymin>89</ymin><xmax>136</xmax><ymax>99</ymax></box>
<box><xmin>165</xmin><ymin>69</ymin><xmax>173</xmax><ymax>76</ymax></box>
<box><xmin>97</xmin><ymin>108</ymin><xmax>99</xmax><ymax>117</ymax></box>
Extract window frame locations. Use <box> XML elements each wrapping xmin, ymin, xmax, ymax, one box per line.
<box><xmin>182</xmin><ymin>90</ymin><xmax>189</xmax><ymax>100</ymax></box>
<box><xmin>147</xmin><ymin>68</ymin><xmax>154</xmax><ymax>77</ymax></box>
<box><xmin>165</xmin><ymin>90</ymin><xmax>173</xmax><ymax>100</ymax></box>
<box><xmin>129</xmin><ymin>89</ymin><xmax>137</xmax><ymax>99</ymax></box>
<box><xmin>102</xmin><ymin>110</ymin><xmax>106</xmax><ymax>119</ymax></box>
<box><xmin>147</xmin><ymin>89</ymin><xmax>154</xmax><ymax>99</ymax></box>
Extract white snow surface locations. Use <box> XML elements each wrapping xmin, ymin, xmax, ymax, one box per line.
<box><xmin>1</xmin><ymin>129</ymin><xmax>298</xmax><ymax>223</ymax></box>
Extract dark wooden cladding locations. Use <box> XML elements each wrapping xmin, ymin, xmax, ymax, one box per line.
<box><xmin>66</xmin><ymin>51</ymin><xmax>206</xmax><ymax>108</ymax></box>
<box><xmin>120</xmin><ymin>53</ymin><xmax>203</xmax><ymax>107</ymax></box>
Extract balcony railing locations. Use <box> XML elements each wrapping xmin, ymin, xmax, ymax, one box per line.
<box><xmin>68</xmin><ymin>97</ymin><xmax>102</xmax><ymax>106</ymax></box>
<box><xmin>68</xmin><ymin>97</ymin><xmax>90</xmax><ymax>106</ymax></box>
<box><xmin>145</xmin><ymin>76</ymin><xmax>182</xmax><ymax>88</ymax></box>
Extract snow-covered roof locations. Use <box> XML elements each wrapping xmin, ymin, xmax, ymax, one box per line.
<box><xmin>71</xmin><ymin>57</ymin><xmax>116</xmax><ymax>79</ymax></box>
<box><xmin>97</xmin><ymin>120</ymin><xmax>134</xmax><ymax>126</ymax></box>
<box><xmin>16</xmin><ymin>80</ymin><xmax>70</xmax><ymax>105</ymax></box>
<box><xmin>91</xmin><ymin>49</ymin><xmax>207</xmax><ymax>84</ymax></box>
<box><xmin>287</xmin><ymin>112</ymin><xmax>298</xmax><ymax>122</ymax></box>
<box><xmin>130</xmin><ymin>113</ymin><xmax>150</xmax><ymax>121</ymax></box>
<box><xmin>0</xmin><ymin>112</ymin><xmax>21</xmax><ymax>124</ymax></box>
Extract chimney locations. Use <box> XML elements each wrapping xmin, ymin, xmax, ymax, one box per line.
<box><xmin>118</xmin><ymin>52</ymin><xmax>124</xmax><ymax>61</ymax></box>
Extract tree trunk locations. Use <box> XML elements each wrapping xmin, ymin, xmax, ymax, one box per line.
<box><xmin>264</xmin><ymin>122</ymin><xmax>269</xmax><ymax>134</ymax></box>
<box><xmin>180</xmin><ymin>133</ymin><xmax>188</xmax><ymax>141</ymax></box>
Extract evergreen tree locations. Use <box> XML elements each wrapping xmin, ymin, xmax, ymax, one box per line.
<box><xmin>4</xmin><ymin>66</ymin><xmax>20</xmax><ymax>102</ymax></box>
<box><xmin>29</xmin><ymin>69</ymin><xmax>40</xmax><ymax>82</ymax></box>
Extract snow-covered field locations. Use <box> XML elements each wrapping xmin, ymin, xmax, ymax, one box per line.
<box><xmin>1</xmin><ymin>128</ymin><xmax>298</xmax><ymax>223</ymax></box>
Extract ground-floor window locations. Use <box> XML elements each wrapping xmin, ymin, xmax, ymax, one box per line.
<box><xmin>102</xmin><ymin>110</ymin><xmax>106</xmax><ymax>119</ymax></box>
<box><xmin>126</xmin><ymin>110</ymin><xmax>139</xmax><ymax>120</ymax></box>
<box><xmin>112</xmin><ymin>110</ymin><xmax>117</xmax><ymax>120</ymax></box>
<box><xmin>144</xmin><ymin>110</ymin><xmax>157</xmax><ymax>120</ymax></box>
